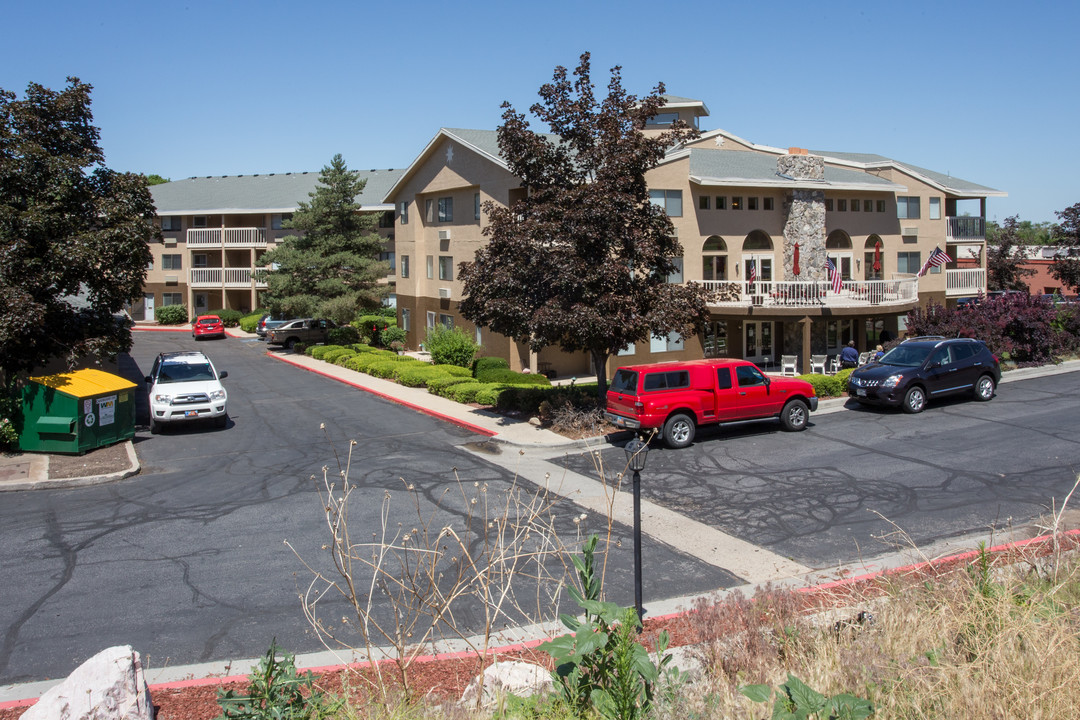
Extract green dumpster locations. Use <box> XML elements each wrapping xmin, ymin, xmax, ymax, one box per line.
<box><xmin>19</xmin><ymin>369</ymin><xmax>137</xmax><ymax>454</ymax></box>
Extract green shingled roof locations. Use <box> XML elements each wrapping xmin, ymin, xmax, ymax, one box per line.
<box><xmin>151</xmin><ymin>168</ymin><xmax>405</xmax><ymax>215</ymax></box>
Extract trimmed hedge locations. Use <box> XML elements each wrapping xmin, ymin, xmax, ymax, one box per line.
<box><xmin>448</xmin><ymin>382</ymin><xmax>506</xmax><ymax>404</ymax></box>
<box><xmin>472</xmin><ymin>357</ymin><xmax>510</xmax><ymax>377</ymax></box>
<box><xmin>476</xmin><ymin>368</ymin><xmax>552</xmax><ymax>386</ymax></box>
<box><xmin>322</xmin><ymin>348</ymin><xmax>355</xmax><ymax>364</ymax></box>
<box><xmin>155</xmin><ymin>305</ymin><xmax>187</xmax><ymax>325</ymax></box>
<box><xmin>328</xmin><ymin>326</ymin><xmax>361</xmax><ymax>345</ymax></box>
<box><xmin>239</xmin><ymin>310</ymin><xmax>267</xmax><ymax>333</ymax></box>
<box><xmin>796</xmin><ymin>368</ymin><xmax>854</xmax><ymax>398</ymax></box>
<box><xmin>309</xmin><ymin>345</ymin><xmax>345</xmax><ymax>360</ymax></box>
<box><xmin>435</xmin><ymin>364</ymin><xmax>472</xmax><ymax>378</ymax></box>
<box><xmin>426</xmin><ymin>375</ymin><xmax>478</xmax><ymax>395</ymax></box>
<box><xmin>365</xmin><ymin>359</ymin><xmax>410</xmax><ymax>379</ymax></box>
<box><xmin>208</xmin><ymin>308</ymin><xmax>243</xmax><ymax>327</ymax></box>
<box><xmin>394</xmin><ymin>365</ymin><xmax>453</xmax><ymax>387</ymax></box>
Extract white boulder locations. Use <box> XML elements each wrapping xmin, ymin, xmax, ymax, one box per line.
<box><xmin>460</xmin><ymin>659</ymin><xmax>551</xmax><ymax>707</ymax></box>
<box><xmin>20</xmin><ymin>645</ymin><xmax>153</xmax><ymax>720</ymax></box>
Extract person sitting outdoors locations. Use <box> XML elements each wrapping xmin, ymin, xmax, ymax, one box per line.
<box><xmin>873</xmin><ymin>344</ymin><xmax>885</xmax><ymax>361</ymax></box>
<box><xmin>840</xmin><ymin>341</ymin><xmax>860</xmax><ymax>369</ymax></box>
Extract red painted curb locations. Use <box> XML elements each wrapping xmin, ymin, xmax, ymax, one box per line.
<box><xmin>269</xmin><ymin>353</ymin><xmax>496</xmax><ymax>438</ymax></box>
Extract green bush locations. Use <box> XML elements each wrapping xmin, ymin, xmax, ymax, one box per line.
<box><xmin>155</xmin><ymin>304</ymin><xmax>187</xmax><ymax>325</ymax></box>
<box><xmin>426</xmin><ymin>326</ymin><xmax>478</xmax><ymax>368</ymax></box>
<box><xmin>477</xmin><ymin>368</ymin><xmax>552</xmax><ymax>386</ymax></box>
<box><xmin>350</xmin><ymin>343</ymin><xmax>376</xmax><ymax>353</ymax></box>
<box><xmin>436</xmin><ymin>364</ymin><xmax>472</xmax><ymax>378</ymax></box>
<box><xmin>292</xmin><ymin>342</ymin><xmax>309</xmax><ymax>355</ymax></box>
<box><xmin>375</xmin><ymin>306</ymin><xmax>398</xmax><ymax>319</ymax></box>
<box><xmin>207</xmin><ymin>308</ymin><xmax>243</xmax><ymax>327</ymax></box>
<box><xmin>472</xmin><ymin>356</ymin><xmax>510</xmax><ymax>377</ymax></box>
<box><xmin>494</xmin><ymin>385</ymin><xmax>551</xmax><ymax>414</ymax></box>
<box><xmin>475</xmin><ymin>384</ymin><xmax>511</xmax><ymax>406</ymax></box>
<box><xmin>795</xmin><ymin>368</ymin><xmax>853</xmax><ymax>398</ymax></box>
<box><xmin>426</xmin><ymin>375</ymin><xmax>478</xmax><ymax>395</ymax></box>
<box><xmin>356</xmin><ymin>315</ymin><xmax>393</xmax><ymax>345</ymax></box>
<box><xmin>334</xmin><ymin>353</ymin><xmax>357</xmax><ymax>367</ymax></box>
<box><xmin>322</xmin><ymin>348</ymin><xmax>355</xmax><ymax>364</ymax></box>
<box><xmin>309</xmin><ymin>345</ymin><xmax>344</xmax><ymax>360</ymax></box>
<box><xmin>394</xmin><ymin>365</ymin><xmax>450</xmax><ymax>387</ymax></box>
<box><xmin>449</xmin><ymin>382</ymin><xmax>508</xmax><ymax>404</ymax></box>
<box><xmin>365</xmin><ymin>360</ymin><xmax>407</xmax><ymax>379</ymax></box>
<box><xmin>381</xmin><ymin>325</ymin><xmax>408</xmax><ymax>347</ymax></box>
<box><xmin>238</xmin><ymin>310</ymin><xmax>267</xmax><ymax>333</ymax></box>
<box><xmin>328</xmin><ymin>325</ymin><xmax>360</xmax><ymax>345</ymax></box>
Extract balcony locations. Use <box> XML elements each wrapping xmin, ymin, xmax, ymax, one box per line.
<box><xmin>703</xmin><ymin>276</ymin><xmax>920</xmax><ymax>310</ymax></box>
<box><xmin>946</xmin><ymin>268</ymin><xmax>986</xmax><ymax>297</ymax></box>
<box><xmin>946</xmin><ymin>216</ymin><xmax>985</xmax><ymax>241</ymax></box>
<box><xmin>187</xmin><ymin>228</ymin><xmax>267</xmax><ymax>248</ymax></box>
<box><xmin>189</xmin><ymin>268</ymin><xmax>268</xmax><ymax>288</ymax></box>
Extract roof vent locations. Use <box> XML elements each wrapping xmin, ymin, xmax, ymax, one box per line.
<box><xmin>269</xmin><ymin>173</ymin><xmax>275</xmax><ymax>176</ymax></box>
<box><xmin>285</xmin><ymin>172</ymin><xmax>291</xmax><ymax>175</ymax></box>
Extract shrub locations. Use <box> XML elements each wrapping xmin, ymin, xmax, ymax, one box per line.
<box><xmin>328</xmin><ymin>325</ymin><xmax>361</xmax><ymax>345</ymax></box>
<box><xmin>155</xmin><ymin>304</ymin><xmax>187</xmax><ymax>325</ymax></box>
<box><xmin>322</xmin><ymin>348</ymin><xmax>355</xmax><ymax>364</ymax></box>
<box><xmin>238</xmin><ymin>310</ymin><xmax>266</xmax><ymax>333</ymax></box>
<box><xmin>426</xmin><ymin>375</ymin><xmax>478</xmax><ymax>396</ymax></box>
<box><xmin>494</xmin><ymin>385</ymin><xmax>551</xmax><ymax>414</ymax></box>
<box><xmin>381</xmin><ymin>326</ymin><xmax>408</xmax><ymax>347</ymax></box>
<box><xmin>208</xmin><ymin>308</ymin><xmax>243</xmax><ymax>327</ymax></box>
<box><xmin>375</xmin><ymin>306</ymin><xmax>398</xmax><ymax>319</ymax></box>
<box><xmin>292</xmin><ymin>342</ymin><xmax>309</xmax><ymax>355</ymax></box>
<box><xmin>365</xmin><ymin>360</ymin><xmax>406</xmax><ymax>379</ymax></box>
<box><xmin>475</xmin><ymin>384</ymin><xmax>511</xmax><ymax>406</ymax></box>
<box><xmin>356</xmin><ymin>315</ymin><xmax>393</xmax><ymax>345</ymax></box>
<box><xmin>472</xmin><ymin>356</ymin><xmax>510</xmax><ymax>377</ymax></box>
<box><xmin>309</xmin><ymin>345</ymin><xmax>344</xmax><ymax>360</ymax></box>
<box><xmin>436</xmin><ymin>364</ymin><xmax>472</xmax><ymax>378</ymax></box>
<box><xmin>477</xmin><ymin>368</ymin><xmax>552</xmax><ymax>386</ymax></box>
<box><xmin>445</xmin><ymin>381</ymin><xmax>485</xmax><ymax>403</ymax></box>
<box><xmin>395</xmin><ymin>365</ymin><xmax>451</xmax><ymax>388</ymax></box>
<box><xmin>795</xmin><ymin>368</ymin><xmax>853</xmax><ymax>398</ymax></box>
<box><xmin>350</xmin><ymin>343</ymin><xmax>376</xmax><ymax>353</ymax></box>
<box><xmin>426</xmin><ymin>326</ymin><xmax>478</xmax><ymax>368</ymax></box>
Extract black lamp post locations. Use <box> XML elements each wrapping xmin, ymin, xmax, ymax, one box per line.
<box><xmin>624</xmin><ymin>437</ymin><xmax>649</xmax><ymax>624</ymax></box>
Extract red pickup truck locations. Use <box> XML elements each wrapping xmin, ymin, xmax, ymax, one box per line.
<box><xmin>604</xmin><ymin>358</ymin><xmax>819</xmax><ymax>448</ymax></box>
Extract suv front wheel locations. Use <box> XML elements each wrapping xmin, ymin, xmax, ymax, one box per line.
<box><xmin>663</xmin><ymin>413</ymin><xmax>696</xmax><ymax>449</ymax></box>
<box><xmin>902</xmin><ymin>385</ymin><xmax>927</xmax><ymax>414</ymax></box>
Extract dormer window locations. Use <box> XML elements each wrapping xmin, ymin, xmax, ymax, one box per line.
<box><xmin>645</xmin><ymin>112</ymin><xmax>679</xmax><ymax>126</ymax></box>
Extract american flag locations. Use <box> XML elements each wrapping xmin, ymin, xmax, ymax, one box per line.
<box><xmin>917</xmin><ymin>246</ymin><xmax>952</xmax><ymax>277</ymax></box>
<box><xmin>826</xmin><ymin>257</ymin><xmax>842</xmax><ymax>294</ymax></box>
<box><xmin>747</xmin><ymin>259</ymin><xmax>756</xmax><ymax>286</ymax></box>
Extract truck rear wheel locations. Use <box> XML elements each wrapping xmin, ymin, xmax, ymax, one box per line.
<box><xmin>663</xmin><ymin>413</ymin><xmax>695</xmax><ymax>449</ymax></box>
<box><xmin>285</xmin><ymin>338</ymin><xmax>297</xmax><ymax>351</ymax></box>
<box><xmin>780</xmin><ymin>399</ymin><xmax>809</xmax><ymax>431</ymax></box>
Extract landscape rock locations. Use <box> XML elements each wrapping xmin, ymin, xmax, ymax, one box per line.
<box><xmin>459</xmin><ymin>660</ymin><xmax>551</xmax><ymax>707</ymax></box>
<box><xmin>20</xmin><ymin>645</ymin><xmax>153</xmax><ymax>720</ymax></box>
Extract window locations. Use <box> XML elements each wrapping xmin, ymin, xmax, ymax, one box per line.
<box><xmin>402</xmin><ymin>309</ymin><xmax>410</xmax><ymax>332</ymax></box>
<box><xmin>716</xmin><ymin>368</ymin><xmax>732</xmax><ymax>389</ymax></box>
<box><xmin>702</xmin><ymin>236</ymin><xmax>727</xmax><ymax>281</ymax></box>
<box><xmin>379</xmin><ymin>211</ymin><xmax>394</xmax><ymax>228</ymax></box>
<box><xmin>716</xmin><ymin>196</ymin><xmax>726</xmax><ymax>210</ymax></box>
<box><xmin>645</xmin><ymin>112</ymin><xmax>678</xmax><ymax>125</ymax></box>
<box><xmin>271</xmin><ymin>213</ymin><xmax>293</xmax><ymax>230</ymax></box>
<box><xmin>736</xmin><ymin>365</ymin><xmax>766</xmax><ymax>387</ymax></box>
<box><xmin>426</xmin><ymin>255</ymin><xmax>434</xmax><ymax>279</ymax></box>
<box><xmin>425</xmin><ymin>199</ymin><xmax>434</xmax><ymax>223</ymax></box>
<box><xmin>147</xmin><ymin>258</ymin><xmax>154</xmax><ymax>271</ymax></box>
<box><xmin>876</xmin><ymin>200</ymin><xmax>886</xmax><ymax>212</ymax></box>
<box><xmin>864</xmin><ymin>199</ymin><xmax>873</xmax><ymax>212</ymax></box>
<box><xmin>930</xmin><ymin>197</ymin><xmax>941</xmax><ymax>220</ymax></box>
<box><xmin>438</xmin><ymin>255</ymin><xmax>453</xmax><ymax>281</ymax></box>
<box><xmin>618</xmin><ymin>343</ymin><xmax>636</xmax><ymax>356</ymax></box>
<box><xmin>650</xmin><ymin>331</ymin><xmax>684</xmax><ymax>353</ymax></box>
<box><xmin>400</xmin><ymin>255</ymin><xmax>410</xmax><ymax>278</ymax></box>
<box><xmin>399</xmin><ymin>201</ymin><xmax>409</xmax><ymax>225</ymax></box>
<box><xmin>763</xmin><ymin>197</ymin><xmax>774</xmax><ymax>211</ymax></box>
<box><xmin>162</xmin><ymin>254</ymin><xmax>182</xmax><ymax>270</ymax></box>
<box><xmin>643</xmin><ymin>370</ymin><xmax>690</xmax><ymax>391</ymax></box>
<box><xmin>438</xmin><ymin>197</ymin><xmax>453</xmax><ymax>222</ymax></box>
<box><xmin>380</xmin><ymin>251</ymin><xmax>396</xmax><ymax>272</ymax></box>
<box><xmin>193</xmin><ymin>216</ymin><xmax>207</xmax><ymax>228</ymax></box>
<box><xmin>474</xmin><ymin>192</ymin><xmax>481</xmax><ymax>221</ymax></box>
<box><xmin>161</xmin><ymin>216</ymin><xmax>180</xmax><ymax>231</ymax></box>
<box><xmin>475</xmin><ymin>325</ymin><xmax>482</xmax><ymax>344</ymax></box>
<box><xmin>666</xmin><ymin>257</ymin><xmax>683</xmax><ymax>284</ymax></box>
<box><xmin>192</xmin><ymin>253</ymin><xmax>208</xmax><ymax>268</ymax></box>
<box><xmin>162</xmin><ymin>292</ymin><xmax>183</xmax><ymax>306</ymax></box>
<box><xmin>426</xmin><ymin>311</ymin><xmax>436</xmax><ymax>329</ymax></box>
<box><xmin>649</xmin><ymin>189</ymin><xmax>682</xmax><ymax>217</ymax></box>
<box><xmin>897</xmin><ymin>197</ymin><xmax>921</xmax><ymax>219</ymax></box>
<box><xmin>748</xmin><ymin>197</ymin><xmax>758</xmax><ymax>210</ymax></box>
<box><xmin>699</xmin><ymin>195</ymin><xmax>711</xmax><ymax>210</ymax></box>
<box><xmin>897</xmin><ymin>251</ymin><xmax>922</xmax><ymax>275</ymax></box>
<box><xmin>838</xmin><ymin>199</ymin><xmax>847</xmax><ymax>212</ymax></box>
<box><xmin>439</xmin><ymin>314</ymin><xmax>453</xmax><ymax>329</ymax></box>
<box><xmin>851</xmin><ymin>199</ymin><xmax>860</xmax><ymax>212</ymax></box>
<box><xmin>732</xmin><ymin>196</ymin><xmax>742</xmax><ymax>210</ymax></box>
<box><xmin>825</xmin><ymin>199</ymin><xmax>834</xmax><ymax>212</ymax></box>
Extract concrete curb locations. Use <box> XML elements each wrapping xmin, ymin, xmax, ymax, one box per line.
<box><xmin>0</xmin><ymin>441</ymin><xmax>140</xmax><ymax>493</ymax></box>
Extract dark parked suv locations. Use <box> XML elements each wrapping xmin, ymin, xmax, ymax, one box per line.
<box><xmin>847</xmin><ymin>337</ymin><xmax>1000</xmax><ymax>414</ymax></box>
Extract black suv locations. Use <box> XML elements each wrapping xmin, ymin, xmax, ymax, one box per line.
<box><xmin>847</xmin><ymin>337</ymin><xmax>1000</xmax><ymax>414</ymax></box>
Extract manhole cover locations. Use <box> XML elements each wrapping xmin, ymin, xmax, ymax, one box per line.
<box><xmin>463</xmin><ymin>440</ymin><xmax>500</xmax><ymax>455</ymax></box>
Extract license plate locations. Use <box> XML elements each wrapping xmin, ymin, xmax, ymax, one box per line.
<box><xmin>856</xmin><ymin>389</ymin><xmax>867</xmax><ymax>397</ymax></box>
<box><xmin>184</xmin><ymin>410</ymin><xmax>199</xmax><ymax>418</ymax></box>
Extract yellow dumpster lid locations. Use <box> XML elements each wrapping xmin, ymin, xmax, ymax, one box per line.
<box><xmin>29</xmin><ymin>369</ymin><xmax>138</xmax><ymax>398</ymax></box>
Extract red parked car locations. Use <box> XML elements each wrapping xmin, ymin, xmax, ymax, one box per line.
<box><xmin>605</xmin><ymin>358</ymin><xmax>819</xmax><ymax>448</ymax></box>
<box><xmin>192</xmin><ymin>315</ymin><xmax>225</xmax><ymax>340</ymax></box>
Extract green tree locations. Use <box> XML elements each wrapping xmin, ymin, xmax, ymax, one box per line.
<box><xmin>0</xmin><ymin>77</ymin><xmax>155</xmax><ymax>384</ymax></box>
<box><xmin>1050</xmin><ymin>202</ymin><xmax>1080</xmax><ymax>292</ymax></box>
<box><xmin>145</xmin><ymin>173</ymin><xmax>170</xmax><ymax>185</ymax></box>
<box><xmin>258</xmin><ymin>154</ymin><xmax>388</xmax><ymax>322</ymax></box>
<box><xmin>986</xmin><ymin>217</ymin><xmax>1054</xmax><ymax>245</ymax></box>
<box><xmin>986</xmin><ymin>215</ymin><xmax>1036</xmax><ymax>291</ymax></box>
<box><xmin>457</xmin><ymin>53</ymin><xmax>711</xmax><ymax>397</ymax></box>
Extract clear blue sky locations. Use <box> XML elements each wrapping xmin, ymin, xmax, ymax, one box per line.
<box><xmin>3</xmin><ymin>0</ymin><xmax>1075</xmax><ymax>224</ymax></box>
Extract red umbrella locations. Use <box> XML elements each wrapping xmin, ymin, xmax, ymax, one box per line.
<box><xmin>872</xmin><ymin>241</ymin><xmax>882</xmax><ymax>274</ymax></box>
<box><xmin>792</xmin><ymin>242</ymin><xmax>800</xmax><ymax>276</ymax></box>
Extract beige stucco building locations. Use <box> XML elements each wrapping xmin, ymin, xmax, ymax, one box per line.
<box><xmin>384</xmin><ymin>96</ymin><xmax>1005</xmax><ymax>376</ymax></box>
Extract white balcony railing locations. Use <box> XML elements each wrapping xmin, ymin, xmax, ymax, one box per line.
<box><xmin>189</xmin><ymin>268</ymin><xmax>268</xmax><ymax>288</ymax></box>
<box><xmin>186</xmin><ymin>228</ymin><xmax>267</xmax><ymax>248</ymax></box>
<box><xmin>946</xmin><ymin>268</ymin><xmax>986</xmax><ymax>296</ymax></box>
<box><xmin>703</xmin><ymin>275</ymin><xmax>920</xmax><ymax>309</ymax></box>
<box><xmin>946</xmin><ymin>216</ymin><xmax>985</xmax><ymax>241</ymax></box>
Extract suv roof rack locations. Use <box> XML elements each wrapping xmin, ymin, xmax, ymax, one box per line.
<box><xmin>902</xmin><ymin>336</ymin><xmax>946</xmax><ymax>342</ymax></box>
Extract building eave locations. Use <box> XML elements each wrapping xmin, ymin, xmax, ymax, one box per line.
<box><xmin>689</xmin><ymin>175</ymin><xmax>908</xmax><ymax>193</ymax></box>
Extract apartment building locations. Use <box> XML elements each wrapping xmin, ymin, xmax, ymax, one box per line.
<box><xmin>139</xmin><ymin>168</ymin><xmax>404</xmax><ymax>320</ymax></box>
<box><xmin>385</xmin><ymin>96</ymin><xmax>1005</xmax><ymax>376</ymax></box>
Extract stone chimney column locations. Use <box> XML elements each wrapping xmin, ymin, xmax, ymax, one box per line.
<box><xmin>779</xmin><ymin>148</ymin><xmax>826</xmax><ymax>282</ymax></box>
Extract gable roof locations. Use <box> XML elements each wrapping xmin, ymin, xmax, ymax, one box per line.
<box><xmin>809</xmin><ymin>150</ymin><xmax>1005</xmax><ymax>197</ymax></box>
<box><xmin>151</xmin><ymin>168</ymin><xmax>405</xmax><ymax>215</ymax></box>
<box><xmin>687</xmin><ymin>148</ymin><xmax>906</xmax><ymax>192</ymax></box>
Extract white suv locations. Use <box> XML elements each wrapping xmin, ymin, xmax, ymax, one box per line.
<box><xmin>145</xmin><ymin>351</ymin><xmax>229</xmax><ymax>434</ymax></box>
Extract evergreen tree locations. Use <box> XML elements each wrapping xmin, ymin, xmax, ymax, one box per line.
<box><xmin>458</xmin><ymin>53</ymin><xmax>710</xmax><ymax>397</ymax></box>
<box><xmin>0</xmin><ymin>77</ymin><xmax>155</xmax><ymax>383</ymax></box>
<box><xmin>259</xmin><ymin>154</ymin><xmax>388</xmax><ymax>322</ymax></box>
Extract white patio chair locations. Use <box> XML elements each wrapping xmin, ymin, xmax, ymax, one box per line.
<box><xmin>828</xmin><ymin>355</ymin><xmax>840</xmax><ymax>374</ymax></box>
<box><xmin>780</xmin><ymin>354</ymin><xmax>798</xmax><ymax>376</ymax></box>
<box><xmin>810</xmin><ymin>354</ymin><xmax>827</xmax><ymax>374</ymax></box>
<box><xmin>858</xmin><ymin>351</ymin><xmax>870</xmax><ymax>366</ymax></box>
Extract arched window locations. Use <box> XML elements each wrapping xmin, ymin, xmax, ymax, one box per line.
<box><xmin>742</xmin><ymin>231</ymin><xmax>774</xmax><ymax>282</ymax></box>
<box><xmin>743</xmin><ymin>231</ymin><xmax>773</xmax><ymax>251</ymax></box>
<box><xmin>826</xmin><ymin>230</ymin><xmax>852</xmax><ymax>250</ymax></box>
<box><xmin>864</xmin><ymin>234</ymin><xmax>884</xmax><ymax>280</ymax></box>
<box><xmin>826</xmin><ymin>231</ymin><xmax>853</xmax><ymax>280</ymax></box>
<box><xmin>702</xmin><ymin>236</ymin><xmax>727</xmax><ymax>281</ymax></box>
